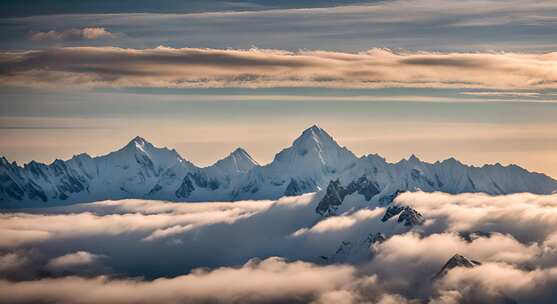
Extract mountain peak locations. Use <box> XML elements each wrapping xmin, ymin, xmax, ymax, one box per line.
<box><xmin>298</xmin><ymin>124</ymin><xmax>329</xmax><ymax>140</ymax></box>
<box><xmin>211</xmin><ymin>147</ymin><xmax>258</xmax><ymax>173</ymax></box>
<box><xmin>270</xmin><ymin>125</ymin><xmax>357</xmax><ymax>176</ymax></box>
<box><xmin>408</xmin><ymin>154</ymin><xmax>420</xmax><ymax>162</ymax></box>
<box><xmin>307</xmin><ymin>124</ymin><xmax>322</xmax><ymax>132</ymax></box>
<box><xmin>127</xmin><ymin>136</ymin><xmax>149</xmax><ymax>147</ymax></box>
<box><xmin>231</xmin><ymin>147</ymin><xmax>250</xmax><ymax>157</ymax></box>
<box><xmin>292</xmin><ymin>125</ymin><xmax>338</xmax><ymax>150</ymax></box>
<box><xmin>435</xmin><ymin>254</ymin><xmax>481</xmax><ymax>279</ymax></box>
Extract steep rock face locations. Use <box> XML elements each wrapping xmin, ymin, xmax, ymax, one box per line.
<box><xmin>315</xmin><ymin>176</ymin><xmax>380</xmax><ymax>216</ymax></box>
<box><xmin>397</xmin><ymin>207</ymin><xmax>425</xmax><ymax>226</ymax></box>
<box><xmin>381</xmin><ymin>205</ymin><xmax>405</xmax><ymax>222</ymax></box>
<box><xmin>2</xmin><ymin>125</ymin><xmax>557</xmax><ymax>208</ymax></box>
<box><xmin>176</xmin><ymin>175</ymin><xmax>195</xmax><ymax>198</ymax></box>
<box><xmin>381</xmin><ymin>205</ymin><xmax>425</xmax><ymax>227</ymax></box>
<box><xmin>284</xmin><ymin>178</ymin><xmax>315</xmax><ymax>196</ymax></box>
<box><xmin>316</xmin><ymin>180</ymin><xmax>345</xmax><ymax>216</ymax></box>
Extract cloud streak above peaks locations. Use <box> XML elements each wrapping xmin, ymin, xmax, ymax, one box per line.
<box><xmin>1</xmin><ymin>47</ymin><xmax>556</xmax><ymax>90</ymax></box>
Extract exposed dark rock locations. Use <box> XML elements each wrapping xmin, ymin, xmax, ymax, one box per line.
<box><xmin>316</xmin><ymin>176</ymin><xmax>379</xmax><ymax>216</ymax></box>
<box><xmin>316</xmin><ymin>180</ymin><xmax>345</xmax><ymax>216</ymax></box>
<box><xmin>434</xmin><ymin>254</ymin><xmax>481</xmax><ymax>279</ymax></box>
<box><xmin>207</xmin><ymin>179</ymin><xmax>220</xmax><ymax>190</ymax></box>
<box><xmin>398</xmin><ymin>206</ymin><xmax>425</xmax><ymax>226</ymax></box>
<box><xmin>2</xmin><ymin>181</ymin><xmax>24</xmax><ymax>201</ymax></box>
<box><xmin>345</xmin><ymin>176</ymin><xmax>380</xmax><ymax>201</ymax></box>
<box><xmin>148</xmin><ymin>184</ymin><xmax>163</xmax><ymax>194</ymax></box>
<box><xmin>176</xmin><ymin>175</ymin><xmax>195</xmax><ymax>198</ymax></box>
<box><xmin>382</xmin><ymin>205</ymin><xmax>425</xmax><ymax>226</ymax></box>
<box><xmin>189</xmin><ymin>172</ymin><xmax>208</xmax><ymax>188</ymax></box>
<box><xmin>381</xmin><ymin>205</ymin><xmax>405</xmax><ymax>222</ymax></box>
<box><xmin>284</xmin><ymin>179</ymin><xmax>305</xmax><ymax>196</ymax></box>
<box><xmin>24</xmin><ymin>181</ymin><xmax>47</xmax><ymax>202</ymax></box>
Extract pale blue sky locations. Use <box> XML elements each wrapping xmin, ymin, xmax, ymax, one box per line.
<box><xmin>1</xmin><ymin>0</ymin><xmax>556</xmax><ymax>177</ymax></box>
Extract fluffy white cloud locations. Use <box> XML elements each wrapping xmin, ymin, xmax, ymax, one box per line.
<box><xmin>1</xmin><ymin>192</ymin><xmax>557</xmax><ymax>303</ymax></box>
<box><xmin>434</xmin><ymin>263</ymin><xmax>557</xmax><ymax>303</ymax></box>
<box><xmin>0</xmin><ymin>199</ymin><xmax>275</xmax><ymax>248</ymax></box>
<box><xmin>293</xmin><ymin>208</ymin><xmax>384</xmax><ymax>236</ymax></box>
<box><xmin>0</xmin><ymin>257</ymin><xmax>356</xmax><ymax>304</ymax></box>
<box><xmin>46</xmin><ymin>251</ymin><xmax>105</xmax><ymax>270</ymax></box>
<box><xmin>395</xmin><ymin>192</ymin><xmax>557</xmax><ymax>243</ymax></box>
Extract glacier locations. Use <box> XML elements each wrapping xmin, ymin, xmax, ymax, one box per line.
<box><xmin>1</xmin><ymin>125</ymin><xmax>556</xmax><ymax>209</ymax></box>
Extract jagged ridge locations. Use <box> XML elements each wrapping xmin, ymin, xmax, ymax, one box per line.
<box><xmin>1</xmin><ymin>125</ymin><xmax>557</xmax><ymax>208</ymax></box>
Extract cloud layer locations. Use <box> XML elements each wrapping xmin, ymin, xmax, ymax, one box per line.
<box><xmin>1</xmin><ymin>192</ymin><xmax>557</xmax><ymax>303</ymax></box>
<box><xmin>0</xmin><ymin>257</ymin><xmax>356</xmax><ymax>304</ymax></box>
<box><xmin>1</xmin><ymin>47</ymin><xmax>556</xmax><ymax>90</ymax></box>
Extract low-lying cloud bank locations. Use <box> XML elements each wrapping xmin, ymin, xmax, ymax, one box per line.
<box><xmin>1</xmin><ymin>47</ymin><xmax>556</xmax><ymax>90</ymax></box>
<box><xmin>1</xmin><ymin>192</ymin><xmax>557</xmax><ymax>303</ymax></box>
<box><xmin>0</xmin><ymin>257</ymin><xmax>356</xmax><ymax>304</ymax></box>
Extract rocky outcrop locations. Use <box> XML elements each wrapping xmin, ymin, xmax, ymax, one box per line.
<box><xmin>315</xmin><ymin>176</ymin><xmax>380</xmax><ymax>216</ymax></box>
<box><xmin>381</xmin><ymin>205</ymin><xmax>425</xmax><ymax>227</ymax></box>
<box><xmin>434</xmin><ymin>254</ymin><xmax>481</xmax><ymax>279</ymax></box>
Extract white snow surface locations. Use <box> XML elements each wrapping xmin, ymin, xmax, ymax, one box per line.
<box><xmin>1</xmin><ymin>125</ymin><xmax>556</xmax><ymax>208</ymax></box>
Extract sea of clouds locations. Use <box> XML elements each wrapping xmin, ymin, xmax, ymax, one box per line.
<box><xmin>1</xmin><ymin>192</ymin><xmax>557</xmax><ymax>303</ymax></box>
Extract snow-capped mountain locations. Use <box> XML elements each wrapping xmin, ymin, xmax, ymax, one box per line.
<box><xmin>232</xmin><ymin>125</ymin><xmax>358</xmax><ymax>200</ymax></box>
<box><xmin>1</xmin><ymin>125</ymin><xmax>557</xmax><ymax>208</ymax></box>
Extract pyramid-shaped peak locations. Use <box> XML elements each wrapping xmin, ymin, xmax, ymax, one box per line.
<box><xmin>118</xmin><ymin>136</ymin><xmax>154</xmax><ymax>154</ymax></box>
<box><xmin>434</xmin><ymin>254</ymin><xmax>481</xmax><ymax>279</ymax></box>
<box><xmin>230</xmin><ymin>147</ymin><xmax>258</xmax><ymax>165</ymax></box>
<box><xmin>271</xmin><ymin>125</ymin><xmax>357</xmax><ymax>170</ymax></box>
<box><xmin>116</xmin><ymin>136</ymin><xmax>183</xmax><ymax>161</ymax></box>
<box><xmin>211</xmin><ymin>147</ymin><xmax>258</xmax><ymax>173</ymax></box>
<box><xmin>231</xmin><ymin>147</ymin><xmax>250</xmax><ymax>157</ymax></box>
<box><xmin>307</xmin><ymin>124</ymin><xmax>323</xmax><ymax>132</ymax></box>
<box><xmin>301</xmin><ymin>124</ymin><xmax>329</xmax><ymax>137</ymax></box>
<box><xmin>121</xmin><ymin>136</ymin><xmax>150</xmax><ymax>150</ymax></box>
<box><xmin>408</xmin><ymin>154</ymin><xmax>421</xmax><ymax>162</ymax></box>
<box><xmin>443</xmin><ymin>254</ymin><xmax>481</xmax><ymax>270</ymax></box>
<box><xmin>294</xmin><ymin>125</ymin><xmax>337</xmax><ymax>147</ymax></box>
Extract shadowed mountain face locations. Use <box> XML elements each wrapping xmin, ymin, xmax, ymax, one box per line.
<box><xmin>1</xmin><ymin>125</ymin><xmax>557</xmax><ymax>209</ymax></box>
<box><xmin>434</xmin><ymin>254</ymin><xmax>482</xmax><ymax>279</ymax></box>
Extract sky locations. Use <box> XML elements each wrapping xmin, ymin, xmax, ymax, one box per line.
<box><xmin>1</xmin><ymin>0</ymin><xmax>557</xmax><ymax>178</ymax></box>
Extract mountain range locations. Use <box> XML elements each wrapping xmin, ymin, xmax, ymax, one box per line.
<box><xmin>1</xmin><ymin>125</ymin><xmax>556</xmax><ymax>210</ymax></box>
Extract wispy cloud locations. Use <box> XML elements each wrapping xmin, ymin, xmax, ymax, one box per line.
<box><xmin>459</xmin><ymin>91</ymin><xmax>542</xmax><ymax>97</ymax></box>
<box><xmin>27</xmin><ymin>27</ymin><xmax>114</xmax><ymax>41</ymax></box>
<box><xmin>1</xmin><ymin>47</ymin><xmax>556</xmax><ymax>90</ymax></box>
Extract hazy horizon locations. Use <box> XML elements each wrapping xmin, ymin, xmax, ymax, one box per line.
<box><xmin>3</xmin><ymin>121</ymin><xmax>556</xmax><ymax>179</ymax></box>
